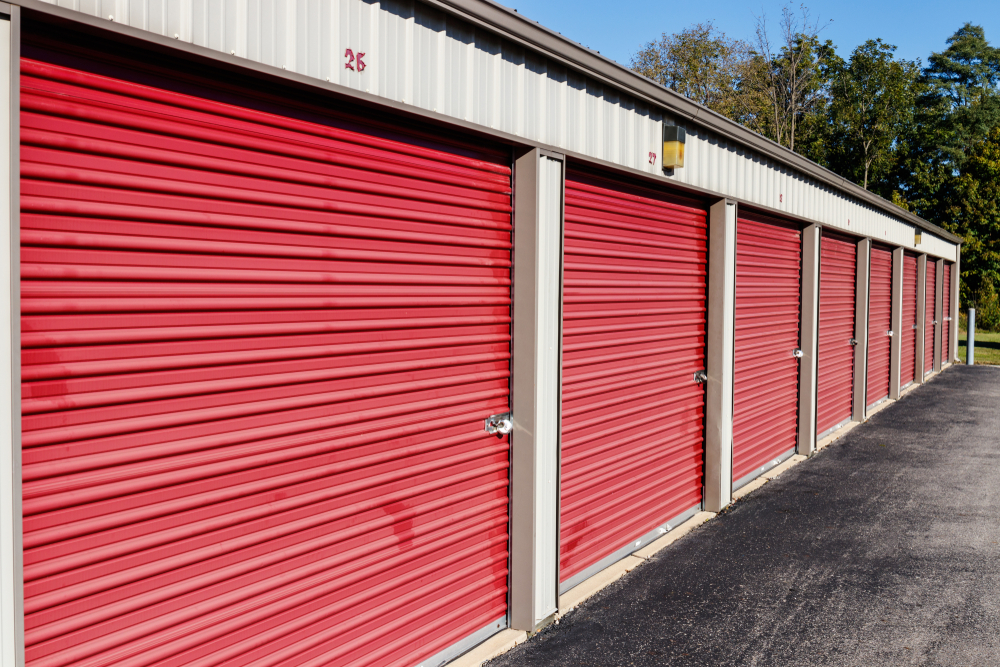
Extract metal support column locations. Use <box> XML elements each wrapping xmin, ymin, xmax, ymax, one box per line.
<box><xmin>797</xmin><ymin>224</ymin><xmax>820</xmax><ymax>455</ymax></box>
<box><xmin>934</xmin><ymin>259</ymin><xmax>943</xmax><ymax>372</ymax></box>
<box><xmin>704</xmin><ymin>199</ymin><xmax>736</xmax><ymax>513</ymax></box>
<box><xmin>852</xmin><ymin>239</ymin><xmax>871</xmax><ymax>421</ymax></box>
<box><xmin>915</xmin><ymin>255</ymin><xmax>927</xmax><ymax>383</ymax></box>
<box><xmin>510</xmin><ymin>148</ymin><xmax>563</xmax><ymax>630</ymax></box>
<box><xmin>889</xmin><ymin>247</ymin><xmax>904</xmax><ymax>399</ymax></box>
<box><xmin>951</xmin><ymin>256</ymin><xmax>960</xmax><ymax>364</ymax></box>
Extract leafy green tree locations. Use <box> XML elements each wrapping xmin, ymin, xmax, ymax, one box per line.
<box><xmin>924</xmin><ymin>24</ymin><xmax>1000</xmax><ymax>163</ymax></box>
<box><xmin>630</xmin><ymin>23</ymin><xmax>756</xmax><ymax>121</ymax></box>
<box><xmin>951</xmin><ymin>126</ymin><xmax>1000</xmax><ymax>315</ymax></box>
<box><xmin>896</xmin><ymin>24</ymin><xmax>1000</xmax><ymax>222</ymax></box>
<box><xmin>744</xmin><ymin>5</ymin><xmax>833</xmax><ymax>152</ymax></box>
<box><xmin>825</xmin><ymin>40</ymin><xmax>919</xmax><ymax>191</ymax></box>
<box><xmin>630</xmin><ymin>11</ymin><xmax>837</xmax><ymax>158</ymax></box>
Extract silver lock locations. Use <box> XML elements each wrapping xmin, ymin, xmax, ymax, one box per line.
<box><xmin>887</xmin><ymin>330</ymin><xmax>894</xmax><ymax>337</ymax></box>
<box><xmin>484</xmin><ymin>412</ymin><xmax>513</xmax><ymax>439</ymax></box>
<box><xmin>792</xmin><ymin>348</ymin><xmax>804</xmax><ymax>358</ymax></box>
<box><xmin>693</xmin><ymin>370</ymin><xmax>708</xmax><ymax>385</ymax></box>
<box><xmin>849</xmin><ymin>338</ymin><xmax>858</xmax><ymax>346</ymax></box>
<box><xmin>912</xmin><ymin>324</ymin><xmax>919</xmax><ymax>330</ymax></box>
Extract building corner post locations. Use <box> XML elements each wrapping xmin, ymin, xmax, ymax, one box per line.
<box><xmin>797</xmin><ymin>225</ymin><xmax>820</xmax><ymax>455</ymax></box>
<box><xmin>704</xmin><ymin>199</ymin><xmax>736</xmax><ymax>512</ymax></box>
<box><xmin>0</xmin><ymin>6</ymin><xmax>22</xmax><ymax>667</ymax></box>
<box><xmin>915</xmin><ymin>255</ymin><xmax>927</xmax><ymax>383</ymax></box>
<box><xmin>951</xmin><ymin>253</ymin><xmax>960</xmax><ymax>364</ymax></box>
<box><xmin>510</xmin><ymin>148</ymin><xmax>563</xmax><ymax>631</ymax></box>
<box><xmin>852</xmin><ymin>239</ymin><xmax>871</xmax><ymax>421</ymax></box>
<box><xmin>934</xmin><ymin>259</ymin><xmax>943</xmax><ymax>372</ymax></box>
<box><xmin>889</xmin><ymin>247</ymin><xmax>904</xmax><ymax>399</ymax></box>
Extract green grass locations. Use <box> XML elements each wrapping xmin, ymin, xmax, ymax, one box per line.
<box><xmin>959</xmin><ymin>330</ymin><xmax>1000</xmax><ymax>366</ymax></box>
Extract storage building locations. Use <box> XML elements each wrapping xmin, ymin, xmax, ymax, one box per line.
<box><xmin>0</xmin><ymin>1</ymin><xmax>962</xmax><ymax>665</ymax></box>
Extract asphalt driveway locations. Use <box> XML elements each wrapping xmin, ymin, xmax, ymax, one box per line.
<box><xmin>488</xmin><ymin>365</ymin><xmax>1000</xmax><ymax>666</ymax></box>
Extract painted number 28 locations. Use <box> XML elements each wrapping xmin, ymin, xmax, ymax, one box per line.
<box><xmin>345</xmin><ymin>49</ymin><xmax>367</xmax><ymax>72</ymax></box>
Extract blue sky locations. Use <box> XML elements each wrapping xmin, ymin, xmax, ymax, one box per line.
<box><xmin>500</xmin><ymin>0</ymin><xmax>1000</xmax><ymax>69</ymax></box>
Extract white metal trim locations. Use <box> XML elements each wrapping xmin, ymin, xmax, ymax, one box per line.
<box><xmin>798</xmin><ymin>224</ymin><xmax>820</xmax><ymax>455</ymax></box>
<box><xmin>510</xmin><ymin>148</ymin><xmax>563</xmax><ymax>632</ymax></box>
<box><xmin>704</xmin><ymin>199</ymin><xmax>736</xmax><ymax>512</ymax></box>
<box><xmin>889</xmin><ymin>247</ymin><xmax>904</xmax><ymax>399</ymax></box>
<box><xmin>853</xmin><ymin>239</ymin><xmax>871</xmax><ymax>421</ymax></box>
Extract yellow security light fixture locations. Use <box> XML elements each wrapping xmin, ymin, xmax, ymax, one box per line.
<box><xmin>915</xmin><ymin>230</ymin><xmax>922</xmax><ymax>245</ymax></box>
<box><xmin>662</xmin><ymin>125</ymin><xmax>686</xmax><ymax>170</ymax></box>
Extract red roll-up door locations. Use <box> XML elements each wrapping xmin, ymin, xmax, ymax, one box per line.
<box><xmin>901</xmin><ymin>253</ymin><xmax>918</xmax><ymax>386</ymax></box>
<box><xmin>21</xmin><ymin>46</ymin><xmax>513</xmax><ymax>667</ymax></box>
<box><xmin>816</xmin><ymin>232</ymin><xmax>856</xmax><ymax>437</ymax></box>
<box><xmin>943</xmin><ymin>263</ymin><xmax>952</xmax><ymax>364</ymax></box>
<box><xmin>925</xmin><ymin>260</ymin><xmax>937</xmax><ymax>375</ymax></box>
<box><xmin>733</xmin><ymin>212</ymin><xmax>801</xmax><ymax>486</ymax></box>
<box><xmin>560</xmin><ymin>170</ymin><xmax>707</xmax><ymax>588</ymax></box>
<box><xmin>866</xmin><ymin>245</ymin><xmax>893</xmax><ymax>408</ymax></box>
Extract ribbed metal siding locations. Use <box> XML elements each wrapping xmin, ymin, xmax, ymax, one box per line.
<box><xmin>943</xmin><ymin>263</ymin><xmax>952</xmax><ymax>364</ymax></box>
<box><xmin>733</xmin><ymin>213</ymin><xmax>801</xmax><ymax>483</ymax></box>
<box><xmin>925</xmin><ymin>260</ymin><xmax>937</xmax><ymax>376</ymax></box>
<box><xmin>816</xmin><ymin>232</ymin><xmax>856</xmax><ymax>436</ymax></box>
<box><xmin>560</xmin><ymin>170</ymin><xmax>706</xmax><ymax>585</ymax></box>
<box><xmin>39</xmin><ymin>0</ymin><xmax>958</xmax><ymax>261</ymax></box>
<box><xmin>901</xmin><ymin>253</ymin><xmax>918</xmax><ymax>386</ymax></box>
<box><xmin>20</xmin><ymin>48</ymin><xmax>512</xmax><ymax>667</ymax></box>
<box><xmin>866</xmin><ymin>245</ymin><xmax>893</xmax><ymax>407</ymax></box>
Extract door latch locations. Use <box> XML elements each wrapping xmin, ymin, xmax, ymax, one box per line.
<box><xmin>792</xmin><ymin>348</ymin><xmax>804</xmax><ymax>358</ymax></box>
<box><xmin>484</xmin><ymin>412</ymin><xmax>512</xmax><ymax>439</ymax></box>
<box><xmin>693</xmin><ymin>370</ymin><xmax>708</xmax><ymax>385</ymax></box>
<box><xmin>887</xmin><ymin>330</ymin><xmax>894</xmax><ymax>337</ymax></box>
<box><xmin>849</xmin><ymin>338</ymin><xmax>858</xmax><ymax>346</ymax></box>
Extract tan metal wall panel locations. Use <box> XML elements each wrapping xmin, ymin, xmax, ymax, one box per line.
<box><xmin>40</xmin><ymin>0</ymin><xmax>958</xmax><ymax>260</ymax></box>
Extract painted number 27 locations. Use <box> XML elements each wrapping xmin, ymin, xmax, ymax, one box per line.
<box><xmin>345</xmin><ymin>48</ymin><xmax>366</xmax><ymax>72</ymax></box>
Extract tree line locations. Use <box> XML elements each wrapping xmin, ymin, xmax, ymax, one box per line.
<box><xmin>631</xmin><ymin>8</ymin><xmax>1000</xmax><ymax>330</ymax></box>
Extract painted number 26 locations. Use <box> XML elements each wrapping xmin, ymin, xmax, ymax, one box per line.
<box><xmin>345</xmin><ymin>49</ymin><xmax>367</xmax><ymax>72</ymax></box>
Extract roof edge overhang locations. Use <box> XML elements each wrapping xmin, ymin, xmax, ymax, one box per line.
<box><xmin>10</xmin><ymin>0</ymin><xmax>962</xmax><ymax>246</ymax></box>
<box><xmin>424</xmin><ymin>0</ymin><xmax>962</xmax><ymax>246</ymax></box>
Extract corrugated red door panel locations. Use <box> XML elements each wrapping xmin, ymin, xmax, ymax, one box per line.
<box><xmin>901</xmin><ymin>253</ymin><xmax>918</xmax><ymax>386</ymax></box>
<box><xmin>21</xmin><ymin>45</ymin><xmax>512</xmax><ymax>667</ymax></box>
<box><xmin>866</xmin><ymin>245</ymin><xmax>893</xmax><ymax>408</ymax></box>
<box><xmin>560</xmin><ymin>170</ymin><xmax>706</xmax><ymax>586</ymax></box>
<box><xmin>943</xmin><ymin>263</ymin><xmax>952</xmax><ymax>363</ymax></box>
<box><xmin>733</xmin><ymin>213</ymin><xmax>801</xmax><ymax>484</ymax></box>
<box><xmin>925</xmin><ymin>260</ymin><xmax>937</xmax><ymax>375</ymax></box>
<box><xmin>816</xmin><ymin>232</ymin><xmax>856</xmax><ymax>436</ymax></box>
